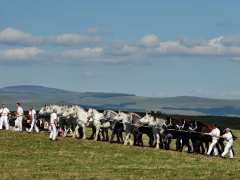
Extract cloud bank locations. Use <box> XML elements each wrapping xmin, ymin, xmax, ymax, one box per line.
<box><xmin>1</xmin><ymin>27</ymin><xmax>240</xmax><ymax>63</ymax></box>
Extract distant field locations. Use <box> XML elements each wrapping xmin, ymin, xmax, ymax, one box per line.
<box><xmin>0</xmin><ymin>129</ymin><xmax>239</xmax><ymax>180</ymax></box>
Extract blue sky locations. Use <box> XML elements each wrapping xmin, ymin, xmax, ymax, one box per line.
<box><xmin>1</xmin><ymin>1</ymin><xmax>240</xmax><ymax>99</ymax></box>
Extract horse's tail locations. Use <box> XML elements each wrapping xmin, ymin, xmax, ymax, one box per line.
<box><xmin>231</xmin><ymin>130</ymin><xmax>237</xmax><ymax>141</ymax></box>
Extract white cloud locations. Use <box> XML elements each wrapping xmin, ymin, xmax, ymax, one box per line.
<box><xmin>61</xmin><ymin>47</ymin><xmax>104</xmax><ymax>59</ymax></box>
<box><xmin>52</xmin><ymin>33</ymin><xmax>101</xmax><ymax>45</ymax></box>
<box><xmin>0</xmin><ymin>27</ymin><xmax>42</xmax><ymax>45</ymax></box>
<box><xmin>0</xmin><ymin>27</ymin><xmax>101</xmax><ymax>46</ymax></box>
<box><xmin>0</xmin><ymin>47</ymin><xmax>43</xmax><ymax>60</ymax></box>
<box><xmin>140</xmin><ymin>34</ymin><xmax>159</xmax><ymax>47</ymax></box>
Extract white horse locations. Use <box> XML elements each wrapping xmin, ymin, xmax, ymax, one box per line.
<box><xmin>73</xmin><ymin>106</ymin><xmax>89</xmax><ymax>139</ymax></box>
<box><xmin>116</xmin><ymin>112</ymin><xmax>140</xmax><ymax>146</ymax></box>
<box><xmin>87</xmin><ymin>108</ymin><xmax>110</xmax><ymax>141</ymax></box>
<box><xmin>139</xmin><ymin>113</ymin><xmax>166</xmax><ymax>149</ymax></box>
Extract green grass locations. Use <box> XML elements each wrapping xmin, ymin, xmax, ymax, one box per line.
<box><xmin>0</xmin><ymin>130</ymin><xmax>239</xmax><ymax>180</ymax></box>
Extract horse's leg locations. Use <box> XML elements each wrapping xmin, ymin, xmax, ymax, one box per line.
<box><xmin>160</xmin><ymin>135</ymin><xmax>164</xmax><ymax>149</ymax></box>
<box><xmin>119</xmin><ymin>130</ymin><xmax>124</xmax><ymax>144</ymax></box>
<box><xmin>187</xmin><ymin>139</ymin><xmax>192</xmax><ymax>153</ymax></box>
<box><xmin>165</xmin><ymin>136</ymin><xmax>171</xmax><ymax>150</ymax></box>
<box><xmin>94</xmin><ymin>125</ymin><xmax>100</xmax><ymax>141</ymax></box>
<box><xmin>200</xmin><ymin>142</ymin><xmax>205</xmax><ymax>154</ymax></box>
<box><xmin>74</xmin><ymin>125</ymin><xmax>80</xmax><ymax>138</ymax></box>
<box><xmin>176</xmin><ymin>138</ymin><xmax>181</xmax><ymax>151</ymax></box>
<box><xmin>156</xmin><ymin>133</ymin><xmax>160</xmax><ymax>149</ymax></box>
<box><xmin>106</xmin><ymin>128</ymin><xmax>109</xmax><ymax>141</ymax></box>
<box><xmin>82</xmin><ymin>124</ymin><xmax>86</xmax><ymax>139</ymax></box>
<box><xmin>116</xmin><ymin>130</ymin><xmax>121</xmax><ymax>143</ymax></box>
<box><xmin>89</xmin><ymin>126</ymin><xmax>95</xmax><ymax>140</ymax></box>
<box><xmin>101</xmin><ymin>128</ymin><xmax>106</xmax><ymax>141</ymax></box>
<box><xmin>124</xmin><ymin>131</ymin><xmax>130</xmax><ymax>145</ymax></box>
<box><xmin>129</xmin><ymin>134</ymin><xmax>134</xmax><ymax>146</ymax></box>
<box><xmin>110</xmin><ymin>130</ymin><xmax>115</xmax><ymax>143</ymax></box>
<box><xmin>148</xmin><ymin>133</ymin><xmax>153</xmax><ymax>147</ymax></box>
<box><xmin>63</xmin><ymin>125</ymin><xmax>67</xmax><ymax>137</ymax></box>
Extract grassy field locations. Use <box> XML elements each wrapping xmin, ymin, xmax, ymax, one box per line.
<box><xmin>0</xmin><ymin>129</ymin><xmax>239</xmax><ymax>180</ymax></box>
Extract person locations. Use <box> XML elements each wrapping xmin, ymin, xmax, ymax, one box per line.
<box><xmin>49</xmin><ymin>109</ymin><xmax>58</xmax><ymax>141</ymax></box>
<box><xmin>0</xmin><ymin>104</ymin><xmax>10</xmax><ymax>130</ymax></box>
<box><xmin>15</xmin><ymin>102</ymin><xmax>24</xmax><ymax>131</ymax></box>
<box><xmin>221</xmin><ymin>128</ymin><xmax>234</xmax><ymax>158</ymax></box>
<box><xmin>28</xmin><ymin>107</ymin><xmax>39</xmax><ymax>133</ymax></box>
<box><xmin>207</xmin><ymin>125</ymin><xmax>221</xmax><ymax>156</ymax></box>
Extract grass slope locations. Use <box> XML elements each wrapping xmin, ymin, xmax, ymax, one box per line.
<box><xmin>0</xmin><ymin>130</ymin><xmax>239</xmax><ymax>180</ymax></box>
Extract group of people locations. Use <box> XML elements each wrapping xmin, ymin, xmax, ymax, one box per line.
<box><xmin>207</xmin><ymin>126</ymin><xmax>234</xmax><ymax>158</ymax></box>
<box><xmin>0</xmin><ymin>102</ymin><xmax>236</xmax><ymax>159</ymax></box>
<box><xmin>0</xmin><ymin>102</ymin><xmax>36</xmax><ymax>132</ymax></box>
<box><xmin>0</xmin><ymin>103</ymin><xmax>23</xmax><ymax>131</ymax></box>
<box><xmin>0</xmin><ymin>102</ymin><xmax>58</xmax><ymax>141</ymax></box>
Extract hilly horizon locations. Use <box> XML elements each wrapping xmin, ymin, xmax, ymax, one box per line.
<box><xmin>1</xmin><ymin>85</ymin><xmax>240</xmax><ymax>116</ymax></box>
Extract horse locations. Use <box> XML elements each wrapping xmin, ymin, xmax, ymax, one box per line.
<box><xmin>137</xmin><ymin>112</ymin><xmax>168</xmax><ymax>149</ymax></box>
<box><xmin>87</xmin><ymin>108</ymin><xmax>110</xmax><ymax>141</ymax></box>
<box><xmin>104</xmin><ymin>110</ymin><xmax>123</xmax><ymax>143</ymax></box>
<box><xmin>123</xmin><ymin>112</ymin><xmax>140</xmax><ymax>146</ymax></box>
<box><xmin>73</xmin><ymin>106</ymin><xmax>89</xmax><ymax>139</ymax></box>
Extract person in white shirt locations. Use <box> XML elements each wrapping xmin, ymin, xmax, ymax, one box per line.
<box><xmin>207</xmin><ymin>125</ymin><xmax>221</xmax><ymax>156</ymax></box>
<box><xmin>49</xmin><ymin>109</ymin><xmax>58</xmax><ymax>140</ymax></box>
<box><xmin>15</xmin><ymin>102</ymin><xmax>24</xmax><ymax>132</ymax></box>
<box><xmin>0</xmin><ymin>104</ymin><xmax>10</xmax><ymax>130</ymax></box>
<box><xmin>221</xmin><ymin>128</ymin><xmax>234</xmax><ymax>158</ymax></box>
<box><xmin>28</xmin><ymin>107</ymin><xmax>39</xmax><ymax>133</ymax></box>
<box><xmin>0</xmin><ymin>107</ymin><xmax>2</xmax><ymax>129</ymax></box>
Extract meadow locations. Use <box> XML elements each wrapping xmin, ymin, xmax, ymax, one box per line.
<box><xmin>0</xmin><ymin>128</ymin><xmax>239</xmax><ymax>180</ymax></box>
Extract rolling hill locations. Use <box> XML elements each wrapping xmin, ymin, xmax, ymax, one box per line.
<box><xmin>1</xmin><ymin>85</ymin><xmax>240</xmax><ymax>116</ymax></box>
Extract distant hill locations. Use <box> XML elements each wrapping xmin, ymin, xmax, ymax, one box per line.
<box><xmin>1</xmin><ymin>85</ymin><xmax>240</xmax><ymax>116</ymax></box>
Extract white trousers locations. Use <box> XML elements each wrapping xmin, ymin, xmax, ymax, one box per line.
<box><xmin>29</xmin><ymin>119</ymin><xmax>39</xmax><ymax>133</ymax></box>
<box><xmin>15</xmin><ymin>116</ymin><xmax>23</xmax><ymax>131</ymax></box>
<box><xmin>221</xmin><ymin>141</ymin><xmax>234</xmax><ymax>158</ymax></box>
<box><xmin>207</xmin><ymin>138</ymin><xmax>219</xmax><ymax>155</ymax></box>
<box><xmin>49</xmin><ymin>124</ymin><xmax>58</xmax><ymax>140</ymax></box>
<box><xmin>0</xmin><ymin>116</ymin><xmax>9</xmax><ymax>130</ymax></box>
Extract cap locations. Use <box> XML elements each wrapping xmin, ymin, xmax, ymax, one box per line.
<box><xmin>225</xmin><ymin>128</ymin><xmax>231</xmax><ymax>132</ymax></box>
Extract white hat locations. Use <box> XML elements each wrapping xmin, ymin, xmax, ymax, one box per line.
<box><xmin>225</xmin><ymin>128</ymin><xmax>231</xmax><ymax>132</ymax></box>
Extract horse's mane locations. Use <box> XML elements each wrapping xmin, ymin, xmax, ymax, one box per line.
<box><xmin>106</xmin><ymin>110</ymin><xmax>118</xmax><ymax>116</ymax></box>
<box><xmin>130</xmin><ymin>112</ymin><xmax>141</xmax><ymax>119</ymax></box>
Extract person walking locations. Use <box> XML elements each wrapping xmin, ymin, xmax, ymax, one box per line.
<box><xmin>15</xmin><ymin>102</ymin><xmax>24</xmax><ymax>131</ymax></box>
<box><xmin>207</xmin><ymin>125</ymin><xmax>221</xmax><ymax>156</ymax></box>
<box><xmin>221</xmin><ymin>128</ymin><xmax>234</xmax><ymax>159</ymax></box>
<box><xmin>49</xmin><ymin>109</ymin><xmax>58</xmax><ymax>141</ymax></box>
<box><xmin>28</xmin><ymin>107</ymin><xmax>39</xmax><ymax>133</ymax></box>
<box><xmin>0</xmin><ymin>104</ymin><xmax>10</xmax><ymax>130</ymax></box>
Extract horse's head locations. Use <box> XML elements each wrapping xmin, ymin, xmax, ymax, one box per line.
<box><xmin>87</xmin><ymin>108</ymin><xmax>95</xmax><ymax>121</ymax></box>
<box><xmin>139</xmin><ymin>113</ymin><xmax>153</xmax><ymax>125</ymax></box>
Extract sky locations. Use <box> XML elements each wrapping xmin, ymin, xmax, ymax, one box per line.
<box><xmin>1</xmin><ymin>0</ymin><xmax>240</xmax><ymax>99</ymax></box>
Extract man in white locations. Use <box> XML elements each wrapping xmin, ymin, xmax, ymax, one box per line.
<box><xmin>221</xmin><ymin>128</ymin><xmax>234</xmax><ymax>158</ymax></box>
<box><xmin>28</xmin><ymin>107</ymin><xmax>39</xmax><ymax>133</ymax></box>
<box><xmin>0</xmin><ymin>104</ymin><xmax>10</xmax><ymax>130</ymax></box>
<box><xmin>49</xmin><ymin>109</ymin><xmax>58</xmax><ymax>141</ymax></box>
<box><xmin>207</xmin><ymin>125</ymin><xmax>221</xmax><ymax>156</ymax></box>
<box><xmin>15</xmin><ymin>102</ymin><xmax>24</xmax><ymax>131</ymax></box>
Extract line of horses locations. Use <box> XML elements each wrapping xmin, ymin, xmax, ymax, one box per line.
<box><xmin>8</xmin><ymin>104</ymin><xmax>236</xmax><ymax>155</ymax></box>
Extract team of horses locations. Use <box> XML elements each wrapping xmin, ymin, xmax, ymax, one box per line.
<box><xmin>9</xmin><ymin>104</ymin><xmax>235</xmax><ymax>155</ymax></box>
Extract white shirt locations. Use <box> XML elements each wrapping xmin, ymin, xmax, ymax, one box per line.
<box><xmin>1</xmin><ymin>107</ymin><xmax>10</xmax><ymax>116</ymax></box>
<box><xmin>222</xmin><ymin>132</ymin><xmax>233</xmax><ymax>142</ymax></box>
<box><xmin>17</xmin><ymin>106</ymin><xmax>24</xmax><ymax>117</ymax></box>
<box><xmin>29</xmin><ymin>109</ymin><xmax>36</xmax><ymax>120</ymax></box>
<box><xmin>209</xmin><ymin>127</ymin><xmax>220</xmax><ymax>140</ymax></box>
<box><xmin>50</xmin><ymin>113</ymin><xmax>57</xmax><ymax>124</ymax></box>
